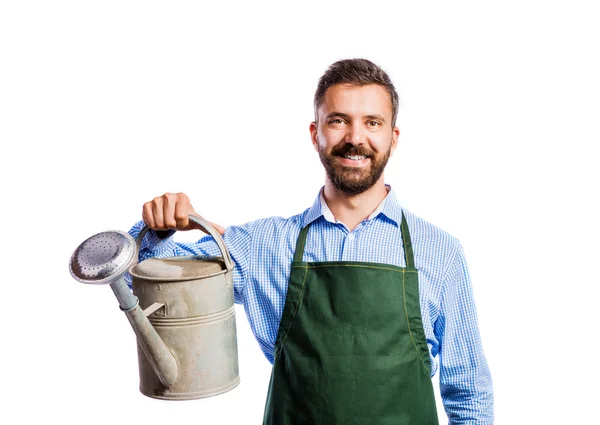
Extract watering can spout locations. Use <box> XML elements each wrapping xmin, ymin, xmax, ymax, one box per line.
<box><xmin>111</xmin><ymin>279</ymin><xmax>179</xmax><ymax>387</ymax></box>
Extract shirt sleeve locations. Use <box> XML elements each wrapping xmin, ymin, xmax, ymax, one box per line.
<box><xmin>125</xmin><ymin>220</ymin><xmax>252</xmax><ymax>304</ymax></box>
<box><xmin>435</xmin><ymin>241</ymin><xmax>494</xmax><ymax>424</ymax></box>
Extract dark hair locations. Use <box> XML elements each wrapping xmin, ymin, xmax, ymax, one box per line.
<box><xmin>314</xmin><ymin>58</ymin><xmax>399</xmax><ymax>126</ymax></box>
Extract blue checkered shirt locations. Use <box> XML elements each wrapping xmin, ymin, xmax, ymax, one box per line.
<box><xmin>126</xmin><ymin>187</ymin><xmax>493</xmax><ymax>423</ymax></box>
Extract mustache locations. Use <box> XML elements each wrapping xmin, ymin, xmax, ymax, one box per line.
<box><xmin>330</xmin><ymin>143</ymin><xmax>374</xmax><ymax>158</ymax></box>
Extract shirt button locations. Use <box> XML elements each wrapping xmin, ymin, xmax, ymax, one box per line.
<box><xmin>347</xmin><ymin>233</ymin><xmax>355</xmax><ymax>241</ymax></box>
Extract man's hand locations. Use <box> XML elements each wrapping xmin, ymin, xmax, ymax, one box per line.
<box><xmin>142</xmin><ymin>193</ymin><xmax>225</xmax><ymax>235</ymax></box>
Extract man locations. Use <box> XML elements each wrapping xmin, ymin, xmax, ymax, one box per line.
<box><xmin>128</xmin><ymin>58</ymin><xmax>494</xmax><ymax>424</ymax></box>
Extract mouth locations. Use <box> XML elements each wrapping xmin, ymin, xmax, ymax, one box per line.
<box><xmin>336</xmin><ymin>153</ymin><xmax>371</xmax><ymax>167</ymax></box>
<box><xmin>342</xmin><ymin>155</ymin><xmax>367</xmax><ymax>161</ymax></box>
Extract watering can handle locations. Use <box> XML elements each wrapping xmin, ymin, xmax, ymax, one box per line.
<box><xmin>135</xmin><ymin>213</ymin><xmax>234</xmax><ymax>272</ymax></box>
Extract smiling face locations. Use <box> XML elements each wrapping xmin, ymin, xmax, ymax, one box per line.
<box><xmin>310</xmin><ymin>83</ymin><xmax>400</xmax><ymax>195</ymax></box>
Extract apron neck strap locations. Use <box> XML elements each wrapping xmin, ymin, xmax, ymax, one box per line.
<box><xmin>400</xmin><ymin>211</ymin><xmax>415</xmax><ymax>268</ymax></box>
<box><xmin>293</xmin><ymin>223</ymin><xmax>310</xmax><ymax>263</ymax></box>
<box><xmin>293</xmin><ymin>211</ymin><xmax>415</xmax><ymax>268</ymax></box>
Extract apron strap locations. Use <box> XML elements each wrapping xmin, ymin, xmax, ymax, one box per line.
<box><xmin>293</xmin><ymin>224</ymin><xmax>310</xmax><ymax>263</ymax></box>
<box><xmin>400</xmin><ymin>211</ymin><xmax>415</xmax><ymax>268</ymax></box>
<box><xmin>293</xmin><ymin>210</ymin><xmax>416</xmax><ymax>268</ymax></box>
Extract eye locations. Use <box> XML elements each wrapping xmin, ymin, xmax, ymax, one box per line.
<box><xmin>329</xmin><ymin>118</ymin><xmax>345</xmax><ymax>125</ymax></box>
<box><xmin>367</xmin><ymin>120</ymin><xmax>381</xmax><ymax>127</ymax></box>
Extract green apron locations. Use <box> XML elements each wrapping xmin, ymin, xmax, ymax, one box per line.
<box><xmin>262</xmin><ymin>212</ymin><xmax>439</xmax><ymax>425</ymax></box>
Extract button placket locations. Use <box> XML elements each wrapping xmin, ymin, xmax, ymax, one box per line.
<box><xmin>341</xmin><ymin>231</ymin><xmax>356</xmax><ymax>261</ymax></box>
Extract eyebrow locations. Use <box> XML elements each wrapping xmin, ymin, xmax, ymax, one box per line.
<box><xmin>325</xmin><ymin>112</ymin><xmax>387</xmax><ymax>123</ymax></box>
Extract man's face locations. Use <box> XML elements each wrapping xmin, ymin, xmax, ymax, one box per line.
<box><xmin>310</xmin><ymin>83</ymin><xmax>400</xmax><ymax>195</ymax></box>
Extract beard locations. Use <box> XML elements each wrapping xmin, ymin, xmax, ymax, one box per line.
<box><xmin>317</xmin><ymin>141</ymin><xmax>392</xmax><ymax>195</ymax></box>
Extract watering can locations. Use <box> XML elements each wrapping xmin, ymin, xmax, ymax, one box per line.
<box><xmin>69</xmin><ymin>214</ymin><xmax>240</xmax><ymax>400</ymax></box>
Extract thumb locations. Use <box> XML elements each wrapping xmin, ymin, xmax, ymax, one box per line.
<box><xmin>208</xmin><ymin>221</ymin><xmax>226</xmax><ymax>236</ymax></box>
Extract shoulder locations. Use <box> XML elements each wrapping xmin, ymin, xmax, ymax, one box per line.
<box><xmin>402</xmin><ymin>208</ymin><xmax>459</xmax><ymax>247</ymax></box>
<box><xmin>251</xmin><ymin>209</ymin><xmax>306</xmax><ymax>232</ymax></box>
<box><xmin>226</xmin><ymin>209</ymin><xmax>308</xmax><ymax>241</ymax></box>
<box><xmin>401</xmin><ymin>207</ymin><xmax>462</xmax><ymax>271</ymax></box>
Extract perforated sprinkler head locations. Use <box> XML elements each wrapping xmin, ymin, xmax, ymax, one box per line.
<box><xmin>69</xmin><ymin>230</ymin><xmax>137</xmax><ymax>285</ymax></box>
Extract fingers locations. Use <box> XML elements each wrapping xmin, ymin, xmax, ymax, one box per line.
<box><xmin>142</xmin><ymin>201</ymin><xmax>155</xmax><ymax>229</ymax></box>
<box><xmin>151</xmin><ymin>196</ymin><xmax>165</xmax><ymax>229</ymax></box>
<box><xmin>163</xmin><ymin>194</ymin><xmax>177</xmax><ymax>229</ymax></box>
<box><xmin>174</xmin><ymin>199</ymin><xmax>191</xmax><ymax>230</ymax></box>
<box><xmin>142</xmin><ymin>193</ymin><xmax>192</xmax><ymax>230</ymax></box>
<box><xmin>142</xmin><ymin>193</ymin><xmax>226</xmax><ymax>234</ymax></box>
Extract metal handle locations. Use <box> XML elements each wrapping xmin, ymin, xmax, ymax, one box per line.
<box><xmin>135</xmin><ymin>213</ymin><xmax>234</xmax><ymax>272</ymax></box>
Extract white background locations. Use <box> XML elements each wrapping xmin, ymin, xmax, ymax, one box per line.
<box><xmin>1</xmin><ymin>1</ymin><xmax>599</xmax><ymax>424</ymax></box>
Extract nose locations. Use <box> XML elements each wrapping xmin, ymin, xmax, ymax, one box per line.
<box><xmin>344</xmin><ymin>121</ymin><xmax>365</xmax><ymax>145</ymax></box>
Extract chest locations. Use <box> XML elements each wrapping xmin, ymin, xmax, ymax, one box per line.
<box><xmin>292</xmin><ymin>222</ymin><xmax>409</xmax><ymax>266</ymax></box>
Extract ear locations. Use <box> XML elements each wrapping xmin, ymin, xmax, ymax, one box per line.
<box><xmin>390</xmin><ymin>126</ymin><xmax>400</xmax><ymax>156</ymax></box>
<box><xmin>309</xmin><ymin>121</ymin><xmax>319</xmax><ymax>152</ymax></box>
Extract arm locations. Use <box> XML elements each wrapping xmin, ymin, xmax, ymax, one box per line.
<box><xmin>435</xmin><ymin>242</ymin><xmax>494</xmax><ymax>424</ymax></box>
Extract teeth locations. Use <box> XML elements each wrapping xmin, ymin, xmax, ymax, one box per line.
<box><xmin>344</xmin><ymin>155</ymin><xmax>366</xmax><ymax>160</ymax></box>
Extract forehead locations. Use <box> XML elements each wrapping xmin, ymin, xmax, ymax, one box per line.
<box><xmin>318</xmin><ymin>83</ymin><xmax>393</xmax><ymax>119</ymax></box>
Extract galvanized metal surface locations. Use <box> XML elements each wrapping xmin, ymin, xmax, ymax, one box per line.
<box><xmin>124</xmin><ymin>302</ymin><xmax>179</xmax><ymax>388</ymax></box>
<box><xmin>131</xmin><ymin>255</ymin><xmax>224</xmax><ymax>281</ymax></box>
<box><xmin>70</xmin><ymin>214</ymin><xmax>239</xmax><ymax>400</ymax></box>
<box><xmin>69</xmin><ymin>230</ymin><xmax>136</xmax><ymax>285</ymax></box>
<box><xmin>131</xmin><ymin>271</ymin><xmax>240</xmax><ymax>399</ymax></box>
<box><xmin>129</xmin><ymin>213</ymin><xmax>240</xmax><ymax>400</ymax></box>
<box><xmin>110</xmin><ymin>277</ymin><xmax>138</xmax><ymax>311</ymax></box>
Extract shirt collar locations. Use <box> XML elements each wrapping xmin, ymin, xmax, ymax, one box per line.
<box><xmin>302</xmin><ymin>185</ymin><xmax>403</xmax><ymax>228</ymax></box>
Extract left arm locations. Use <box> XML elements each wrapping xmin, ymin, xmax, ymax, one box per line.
<box><xmin>435</xmin><ymin>242</ymin><xmax>494</xmax><ymax>424</ymax></box>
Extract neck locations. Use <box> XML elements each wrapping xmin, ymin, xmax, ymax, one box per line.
<box><xmin>323</xmin><ymin>178</ymin><xmax>389</xmax><ymax>231</ymax></box>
